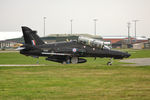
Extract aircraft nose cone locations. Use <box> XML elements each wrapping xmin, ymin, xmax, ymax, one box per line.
<box><xmin>124</xmin><ymin>53</ymin><xmax>131</xmax><ymax>58</ymax></box>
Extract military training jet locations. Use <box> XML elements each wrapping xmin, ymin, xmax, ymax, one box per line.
<box><xmin>18</xmin><ymin>26</ymin><xmax>130</xmax><ymax>65</ymax></box>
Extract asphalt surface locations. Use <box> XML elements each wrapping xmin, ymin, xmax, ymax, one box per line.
<box><xmin>120</xmin><ymin>58</ymin><xmax>150</xmax><ymax>66</ymax></box>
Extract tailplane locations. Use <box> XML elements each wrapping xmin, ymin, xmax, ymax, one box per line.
<box><xmin>22</xmin><ymin>26</ymin><xmax>45</xmax><ymax>46</ymax></box>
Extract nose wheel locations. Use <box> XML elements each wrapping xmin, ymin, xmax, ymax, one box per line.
<box><xmin>107</xmin><ymin>58</ymin><xmax>113</xmax><ymax>65</ymax></box>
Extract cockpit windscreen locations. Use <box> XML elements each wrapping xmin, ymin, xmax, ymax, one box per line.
<box><xmin>78</xmin><ymin>36</ymin><xmax>106</xmax><ymax>49</ymax></box>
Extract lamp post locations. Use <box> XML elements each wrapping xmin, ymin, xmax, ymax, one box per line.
<box><xmin>43</xmin><ymin>17</ymin><xmax>46</xmax><ymax>37</ymax></box>
<box><xmin>93</xmin><ymin>19</ymin><xmax>98</xmax><ymax>35</ymax></box>
<box><xmin>127</xmin><ymin>22</ymin><xmax>131</xmax><ymax>44</ymax></box>
<box><xmin>70</xmin><ymin>19</ymin><xmax>73</xmax><ymax>34</ymax></box>
<box><xmin>132</xmin><ymin>20</ymin><xmax>139</xmax><ymax>42</ymax></box>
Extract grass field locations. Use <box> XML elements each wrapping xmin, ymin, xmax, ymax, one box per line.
<box><xmin>0</xmin><ymin>49</ymin><xmax>150</xmax><ymax>100</ymax></box>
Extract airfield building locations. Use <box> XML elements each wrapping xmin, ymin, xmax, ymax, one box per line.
<box><xmin>102</xmin><ymin>36</ymin><xmax>149</xmax><ymax>48</ymax></box>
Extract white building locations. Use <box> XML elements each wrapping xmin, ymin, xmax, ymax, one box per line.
<box><xmin>0</xmin><ymin>32</ymin><xmax>22</xmax><ymax>41</ymax></box>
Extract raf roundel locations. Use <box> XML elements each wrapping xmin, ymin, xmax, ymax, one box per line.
<box><xmin>72</xmin><ymin>48</ymin><xmax>77</xmax><ymax>53</ymax></box>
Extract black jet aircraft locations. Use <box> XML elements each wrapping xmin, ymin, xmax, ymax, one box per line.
<box><xmin>18</xmin><ymin>26</ymin><xmax>130</xmax><ymax>65</ymax></box>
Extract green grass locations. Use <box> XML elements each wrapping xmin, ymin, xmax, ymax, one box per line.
<box><xmin>0</xmin><ymin>49</ymin><xmax>150</xmax><ymax>100</ymax></box>
<box><xmin>120</xmin><ymin>49</ymin><xmax>150</xmax><ymax>58</ymax></box>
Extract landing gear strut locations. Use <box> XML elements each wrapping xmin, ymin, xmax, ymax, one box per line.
<box><xmin>62</xmin><ymin>58</ymin><xmax>71</xmax><ymax>64</ymax></box>
<box><xmin>107</xmin><ymin>58</ymin><xmax>113</xmax><ymax>65</ymax></box>
<box><xmin>36</xmin><ymin>57</ymin><xmax>39</xmax><ymax>64</ymax></box>
<box><xmin>33</xmin><ymin>56</ymin><xmax>39</xmax><ymax>64</ymax></box>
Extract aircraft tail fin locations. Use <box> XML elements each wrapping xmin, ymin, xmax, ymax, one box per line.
<box><xmin>21</xmin><ymin>26</ymin><xmax>45</xmax><ymax>46</ymax></box>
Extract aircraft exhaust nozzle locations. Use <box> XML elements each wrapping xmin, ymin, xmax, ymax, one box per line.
<box><xmin>16</xmin><ymin>47</ymin><xmax>25</xmax><ymax>51</ymax></box>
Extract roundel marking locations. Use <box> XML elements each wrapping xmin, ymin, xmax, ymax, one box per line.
<box><xmin>72</xmin><ymin>48</ymin><xmax>77</xmax><ymax>53</ymax></box>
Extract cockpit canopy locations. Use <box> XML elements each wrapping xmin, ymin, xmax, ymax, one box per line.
<box><xmin>78</xmin><ymin>36</ymin><xmax>105</xmax><ymax>49</ymax></box>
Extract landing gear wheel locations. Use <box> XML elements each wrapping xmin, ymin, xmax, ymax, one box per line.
<box><xmin>66</xmin><ymin>58</ymin><xmax>71</xmax><ymax>64</ymax></box>
<box><xmin>107</xmin><ymin>58</ymin><xmax>113</xmax><ymax>66</ymax></box>
<box><xmin>107</xmin><ymin>62</ymin><xmax>112</xmax><ymax>66</ymax></box>
<box><xmin>71</xmin><ymin>57</ymin><xmax>78</xmax><ymax>64</ymax></box>
<box><xmin>62</xmin><ymin>61</ymin><xmax>67</xmax><ymax>64</ymax></box>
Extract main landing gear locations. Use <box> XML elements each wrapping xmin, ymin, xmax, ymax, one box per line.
<box><xmin>32</xmin><ymin>56</ymin><xmax>39</xmax><ymax>64</ymax></box>
<box><xmin>62</xmin><ymin>57</ymin><xmax>78</xmax><ymax>64</ymax></box>
<box><xmin>107</xmin><ymin>58</ymin><xmax>113</xmax><ymax>65</ymax></box>
<box><xmin>36</xmin><ymin>58</ymin><xmax>39</xmax><ymax>64</ymax></box>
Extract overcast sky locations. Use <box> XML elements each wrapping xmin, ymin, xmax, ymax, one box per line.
<box><xmin>0</xmin><ymin>0</ymin><xmax>150</xmax><ymax>40</ymax></box>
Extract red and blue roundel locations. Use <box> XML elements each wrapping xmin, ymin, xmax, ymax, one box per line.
<box><xmin>72</xmin><ymin>48</ymin><xmax>77</xmax><ymax>53</ymax></box>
